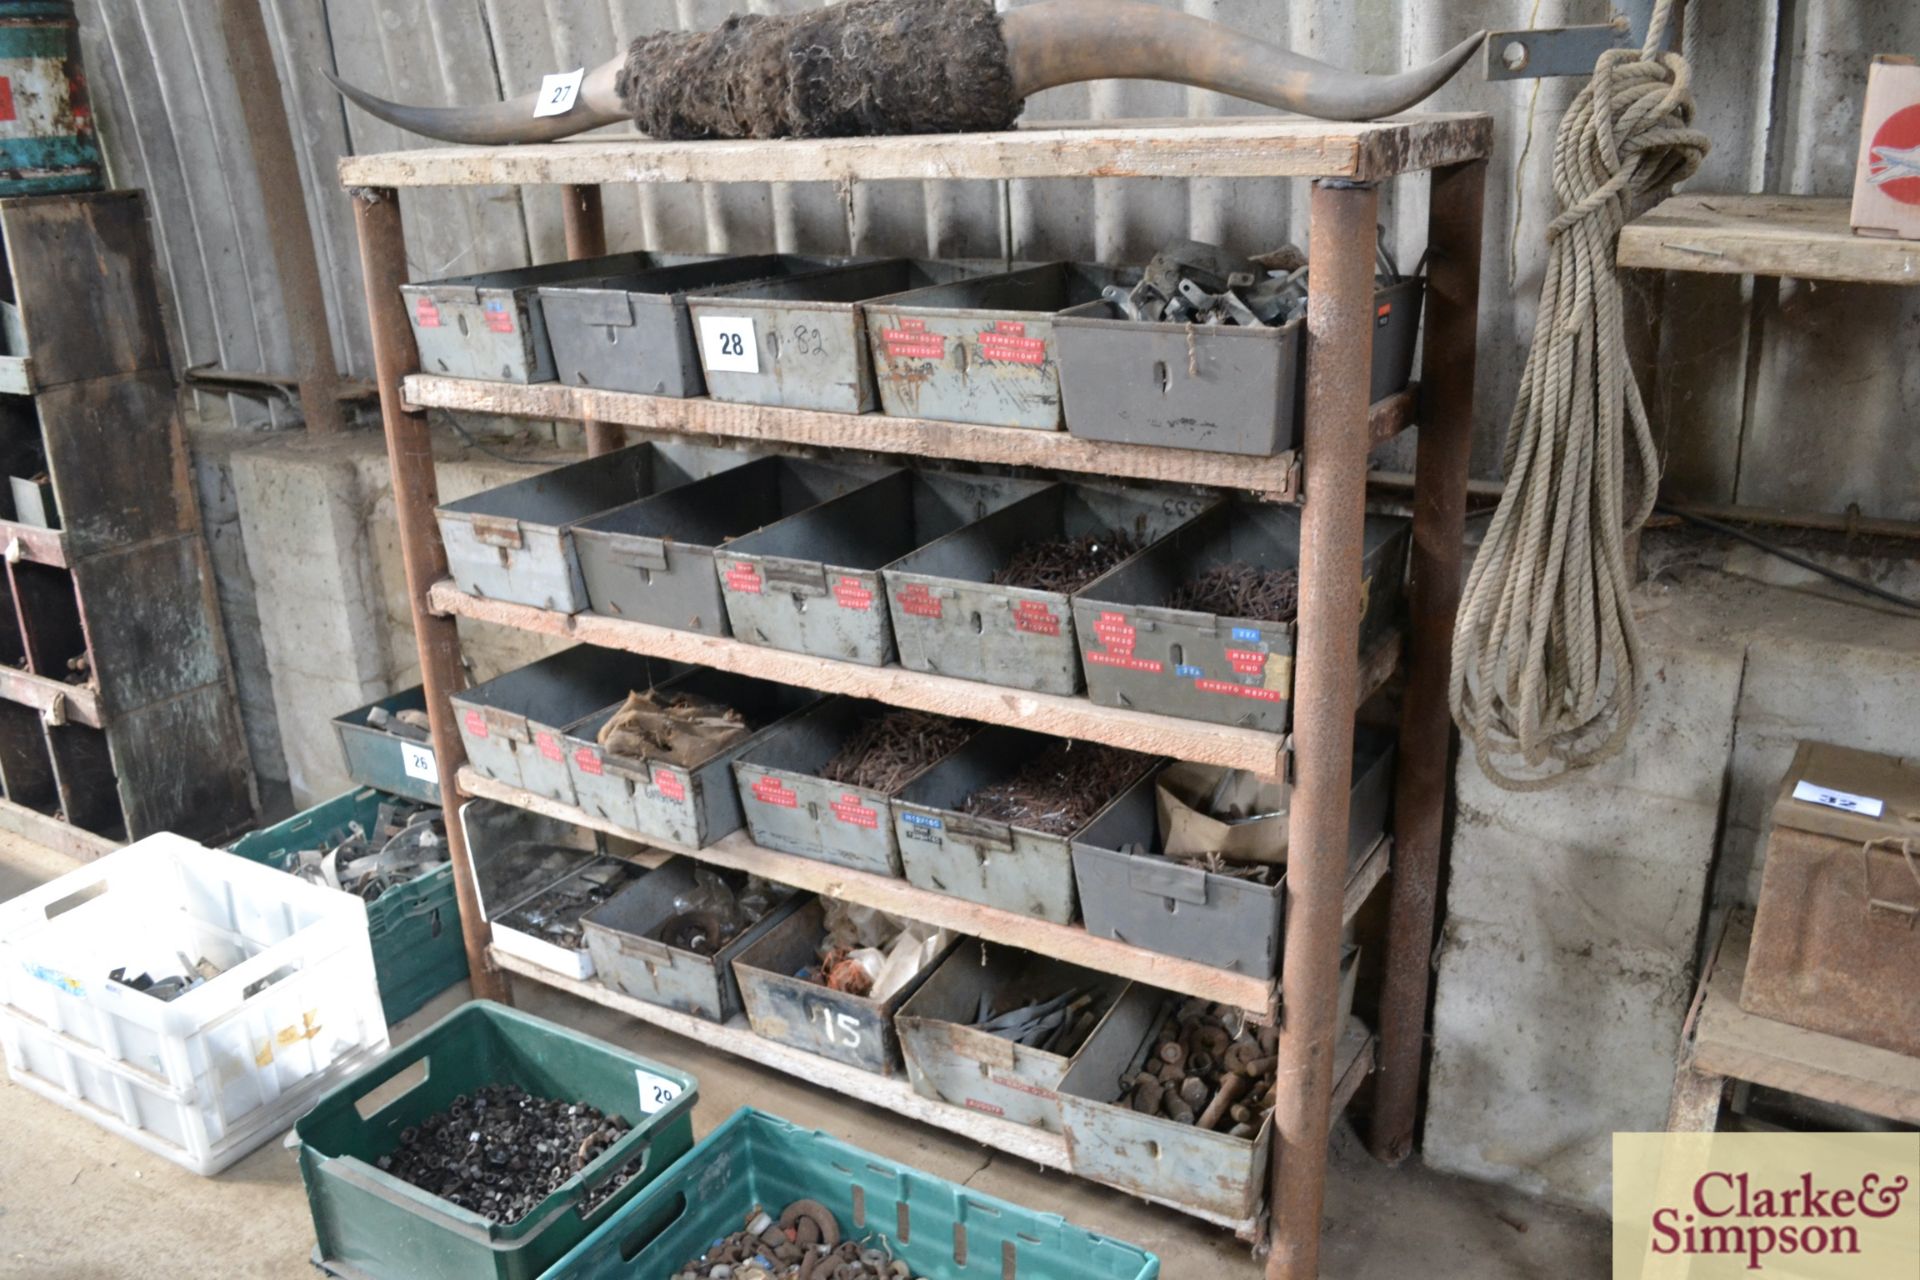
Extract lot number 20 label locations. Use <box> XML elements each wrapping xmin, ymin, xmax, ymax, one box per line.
<box><xmin>699</xmin><ymin>315</ymin><xmax>759</xmax><ymax>373</ymax></box>
<box><xmin>634</xmin><ymin>1067</ymin><xmax>683</xmax><ymax>1115</ymax></box>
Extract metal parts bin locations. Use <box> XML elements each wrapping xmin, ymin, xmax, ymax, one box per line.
<box><xmin>1072</xmin><ymin>500</ymin><xmax>1410</xmax><ymax>733</ymax></box>
<box><xmin>719</xmin><ymin>468</ymin><xmax>1045</xmax><ymax>665</ymax></box>
<box><xmin>884</xmin><ymin>481</ymin><xmax>1220</xmax><ymax>696</ymax></box>
<box><xmin>732</xmin><ymin>896</ymin><xmax>956</xmax><ymax>1074</ymax></box>
<box><xmin>295</xmin><ymin>1000</ymin><xmax>697</xmax><ymax>1280</ymax></box>
<box><xmin>228</xmin><ymin>787</ymin><xmax>463</xmax><ymax>1024</ymax></box>
<box><xmin>540</xmin><ymin>254</ymin><xmax>859</xmax><ymax>396</ymax></box>
<box><xmin>542</xmin><ymin>1107</ymin><xmax>1160</xmax><ymax>1279</ymax></box>
<box><xmin>332</xmin><ymin>685</ymin><xmax>441</xmax><ymax>805</ymax></box>
<box><xmin>435</xmin><ymin>441</ymin><xmax>753</xmax><ymax>613</ymax></box>
<box><xmin>574</xmin><ymin>455</ymin><xmax>889</xmax><ymax>636</ymax></box>
<box><xmin>732</xmin><ymin>697</ymin><xmax>982</xmax><ymax>877</ymax></box>
<box><xmin>1070</xmin><ymin>729</ymin><xmax>1395</xmax><ymax>975</ymax></box>
<box><xmin>581</xmin><ymin>857</ymin><xmax>803</xmax><ymax>1022</ymax></box>
<box><xmin>465</xmin><ymin>798</ymin><xmax>644</xmax><ymax>980</ymax></box>
<box><xmin>897</xmin><ymin>944</ymin><xmax>1130</xmax><ymax>1131</ymax></box>
<box><xmin>685</xmin><ymin>258</ymin><xmax>993</xmax><ymax>413</ymax></box>
<box><xmin>865</xmin><ymin>262</ymin><xmax>1134</xmax><ymax>429</ymax></box>
<box><xmin>891</xmin><ymin>727</ymin><xmax>1159</xmax><ymax>924</ymax></box>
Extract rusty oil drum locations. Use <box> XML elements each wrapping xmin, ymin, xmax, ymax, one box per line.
<box><xmin>0</xmin><ymin>2</ymin><xmax>103</xmax><ymax>196</ymax></box>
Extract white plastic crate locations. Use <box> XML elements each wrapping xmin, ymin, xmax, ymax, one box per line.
<box><xmin>0</xmin><ymin>833</ymin><xmax>390</xmax><ymax>1175</ymax></box>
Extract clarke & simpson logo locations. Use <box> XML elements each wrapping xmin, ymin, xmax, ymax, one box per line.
<box><xmin>1648</xmin><ymin>1169</ymin><xmax>1909</xmax><ymax>1271</ymax></box>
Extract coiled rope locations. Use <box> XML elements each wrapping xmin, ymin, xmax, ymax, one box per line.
<box><xmin>1449</xmin><ymin>0</ymin><xmax>1710</xmax><ymax>790</ymax></box>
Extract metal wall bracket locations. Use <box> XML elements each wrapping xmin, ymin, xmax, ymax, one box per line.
<box><xmin>1484</xmin><ymin>0</ymin><xmax>1663</xmax><ymax>80</ymax></box>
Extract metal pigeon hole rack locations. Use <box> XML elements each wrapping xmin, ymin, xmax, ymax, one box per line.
<box><xmin>341</xmin><ymin>114</ymin><xmax>1490</xmax><ymax>1280</ymax></box>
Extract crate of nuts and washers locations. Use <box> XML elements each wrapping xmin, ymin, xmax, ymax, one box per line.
<box><xmin>544</xmin><ymin>1108</ymin><xmax>1160</xmax><ymax>1279</ymax></box>
<box><xmin>1073</xmin><ymin>500</ymin><xmax>1411</xmax><ymax>733</ymax></box>
<box><xmin>296</xmin><ymin>1000</ymin><xmax>697</xmax><ymax>1280</ymax></box>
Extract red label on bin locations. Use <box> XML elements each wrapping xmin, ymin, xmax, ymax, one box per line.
<box><xmin>724</xmin><ymin>561</ymin><xmax>763</xmax><ymax>594</ymax></box>
<box><xmin>1012</xmin><ymin>599</ymin><xmax>1060</xmax><ymax>636</ymax></box>
<box><xmin>1091</xmin><ymin>611</ymin><xmax>1138</xmax><ymax>657</ymax></box>
<box><xmin>751</xmin><ymin>775</ymin><xmax>797</xmax><ymax>808</ymax></box>
<box><xmin>1195</xmin><ymin>678</ymin><xmax>1282</xmax><ymax>702</ymax></box>
<box><xmin>895</xmin><ymin>582</ymin><xmax>943</xmax><ymax>619</ymax></box>
<box><xmin>833</xmin><ymin>576</ymin><xmax>874</xmax><ymax>612</ymax></box>
<box><xmin>1085</xmin><ymin>650</ymin><xmax>1164</xmax><ymax>673</ymax></box>
<box><xmin>977</xmin><ymin>319</ymin><xmax>1047</xmax><ymax>366</ymax></box>
<box><xmin>414</xmin><ymin>296</ymin><xmax>441</xmax><ymax>328</ymax></box>
<box><xmin>0</xmin><ymin>78</ymin><xmax>14</xmax><ymax>124</ymax></box>
<box><xmin>574</xmin><ymin>747</ymin><xmax>604</xmax><ymax>775</ymax></box>
<box><xmin>881</xmin><ymin>318</ymin><xmax>947</xmax><ymax>361</ymax></box>
<box><xmin>463</xmin><ymin>709</ymin><xmax>487</xmax><ymax>738</ymax></box>
<box><xmin>989</xmin><ymin>1073</ymin><xmax>1057</xmax><ymax>1099</ymax></box>
<box><xmin>1224</xmin><ymin>648</ymin><xmax>1268</xmax><ymax>676</ymax></box>
<box><xmin>536</xmin><ymin>731</ymin><xmax>562</xmax><ymax>761</ymax></box>
<box><xmin>964</xmin><ymin>1098</ymin><xmax>1007</xmax><ymax>1117</ymax></box>
<box><xmin>831</xmin><ymin>794</ymin><xmax>880</xmax><ymax>829</ymax></box>
<box><xmin>654</xmin><ymin>768</ymin><xmax>687</xmax><ymax>803</ymax></box>
<box><xmin>483</xmin><ymin>301</ymin><xmax>514</xmax><ymax>334</ymax></box>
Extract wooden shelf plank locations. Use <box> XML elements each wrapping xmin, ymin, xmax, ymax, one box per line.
<box><xmin>492</xmin><ymin>942</ymin><xmax>1374</xmax><ymax>1236</ymax></box>
<box><xmin>0</xmin><ymin>519</ymin><xmax>66</xmax><ymax>568</ymax></box>
<box><xmin>1690</xmin><ymin>916</ymin><xmax>1920</xmax><ymax>1123</ymax></box>
<box><xmin>0</xmin><ymin>794</ymin><xmax>120</xmax><ymax>861</ymax></box>
<box><xmin>0</xmin><ymin>667</ymin><xmax>100</xmax><ymax>728</ymax></box>
<box><xmin>1619</xmin><ymin>195</ymin><xmax>1920</xmax><ymax>285</ymax></box>
<box><xmin>340</xmin><ymin>115</ymin><xmax>1493</xmax><ymax>190</ymax></box>
<box><xmin>461</xmin><ymin>764</ymin><xmax>1390</xmax><ymax>1017</ymax></box>
<box><xmin>395</xmin><ymin>376</ymin><xmax>1426</xmax><ymax>499</ymax></box>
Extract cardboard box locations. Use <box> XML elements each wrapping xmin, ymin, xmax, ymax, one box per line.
<box><xmin>1851</xmin><ymin>55</ymin><xmax>1920</xmax><ymax>241</ymax></box>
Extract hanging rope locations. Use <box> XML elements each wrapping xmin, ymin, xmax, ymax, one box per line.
<box><xmin>1449</xmin><ymin>0</ymin><xmax>1710</xmax><ymax>790</ymax></box>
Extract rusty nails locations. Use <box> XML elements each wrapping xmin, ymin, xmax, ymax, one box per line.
<box><xmin>959</xmin><ymin>741</ymin><xmax>1148</xmax><ymax>836</ymax></box>
<box><xmin>992</xmin><ymin>527</ymin><xmax>1142</xmax><ymax>594</ymax></box>
<box><xmin>1167</xmin><ymin>562</ymin><xmax>1300</xmax><ymax>622</ymax></box>
<box><xmin>818</xmin><ymin>709</ymin><xmax>972</xmax><ymax>794</ymax></box>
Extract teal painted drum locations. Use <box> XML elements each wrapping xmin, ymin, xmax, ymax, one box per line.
<box><xmin>0</xmin><ymin>3</ymin><xmax>103</xmax><ymax>196</ymax></box>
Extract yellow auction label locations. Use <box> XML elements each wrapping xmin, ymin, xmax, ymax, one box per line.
<box><xmin>1614</xmin><ymin>1132</ymin><xmax>1919</xmax><ymax>1278</ymax></box>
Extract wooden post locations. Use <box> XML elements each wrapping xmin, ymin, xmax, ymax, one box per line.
<box><xmin>1371</xmin><ymin>158</ymin><xmax>1487</xmax><ymax>1163</ymax></box>
<box><xmin>1267</xmin><ymin>179</ymin><xmax>1378</xmax><ymax>1280</ymax></box>
<box><xmin>561</xmin><ymin>184</ymin><xmax>624</xmax><ymax>457</ymax></box>
<box><xmin>351</xmin><ymin>186</ymin><xmax>508</xmax><ymax>1003</ymax></box>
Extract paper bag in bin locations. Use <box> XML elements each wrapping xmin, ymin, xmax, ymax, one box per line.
<box><xmin>1156</xmin><ymin>762</ymin><xmax>1291</xmax><ymax>864</ymax></box>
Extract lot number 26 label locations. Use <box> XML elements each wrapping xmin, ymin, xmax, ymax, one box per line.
<box><xmin>699</xmin><ymin>315</ymin><xmax>759</xmax><ymax>373</ymax></box>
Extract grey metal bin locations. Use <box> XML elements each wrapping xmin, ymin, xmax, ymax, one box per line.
<box><xmin>718</xmin><ymin>469</ymin><xmax>1046</xmax><ymax>666</ymax></box>
<box><xmin>581</xmin><ymin>857</ymin><xmax>805</xmax><ymax>1022</ymax></box>
<box><xmin>1069</xmin><ymin>728</ymin><xmax>1396</xmax><ymax>976</ymax></box>
<box><xmin>1054</xmin><ymin>275</ymin><xmax>1424</xmax><ymax>456</ymax></box>
<box><xmin>1071</xmin><ymin>500</ymin><xmax>1410</xmax><ymax>733</ymax></box>
<box><xmin>685</xmin><ymin>259</ymin><xmax>995</xmax><ymax>413</ymax></box>
<box><xmin>435</xmin><ymin>440</ymin><xmax>754</xmax><ymax>613</ymax></box>
<box><xmin>895</xmin><ymin>944</ymin><xmax>1130</xmax><ymax>1132</ymax></box>
<box><xmin>863</xmin><ymin>263</ymin><xmax>1135</xmax><ymax>429</ymax></box>
<box><xmin>401</xmin><ymin>251</ymin><xmax>712</xmax><ymax>383</ymax></box>
<box><xmin>882</xmin><ymin>481</ymin><xmax>1223</xmax><ymax>696</ymax></box>
<box><xmin>574</xmin><ymin>455</ymin><xmax>890</xmax><ymax>636</ymax></box>
<box><xmin>449</xmin><ymin>646</ymin><xmax>688</xmax><ymax>804</ymax></box>
<box><xmin>730</xmin><ymin>697</ymin><xmax>983</xmax><ymax>877</ymax></box>
<box><xmin>330</xmin><ymin>685</ymin><xmax>439</xmax><ymax>805</ymax></box>
<box><xmin>890</xmin><ymin>727</ymin><xmax>1158</xmax><ymax>925</ymax></box>
<box><xmin>563</xmin><ymin>668</ymin><xmax>823</xmax><ymax>849</ymax></box>
<box><xmin>539</xmin><ymin>254</ymin><xmax>864</xmax><ymax>397</ymax></box>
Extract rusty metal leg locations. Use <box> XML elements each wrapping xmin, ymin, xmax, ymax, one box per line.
<box><xmin>352</xmin><ymin>187</ymin><xmax>508</xmax><ymax>1004</ymax></box>
<box><xmin>1267</xmin><ymin>179</ymin><xmax>1378</xmax><ymax>1280</ymax></box>
<box><xmin>562</xmin><ymin>184</ymin><xmax>624</xmax><ymax>458</ymax></box>
<box><xmin>1370</xmin><ymin>159</ymin><xmax>1487</xmax><ymax>1165</ymax></box>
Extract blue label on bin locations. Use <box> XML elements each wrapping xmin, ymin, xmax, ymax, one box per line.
<box><xmin>901</xmin><ymin>813</ymin><xmax>943</xmax><ymax>830</ymax></box>
<box><xmin>1175</xmin><ymin>664</ymin><xmax>1203</xmax><ymax>678</ymax></box>
<box><xmin>1231</xmin><ymin>626</ymin><xmax>1263</xmax><ymax>644</ymax></box>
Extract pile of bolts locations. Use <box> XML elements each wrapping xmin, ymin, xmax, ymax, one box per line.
<box><xmin>672</xmin><ymin>1200</ymin><xmax>923</xmax><ymax>1280</ymax></box>
<box><xmin>1118</xmin><ymin>997</ymin><xmax>1279</xmax><ymax>1137</ymax></box>
<box><xmin>1101</xmin><ymin>232</ymin><xmax>1402</xmax><ymax>328</ymax></box>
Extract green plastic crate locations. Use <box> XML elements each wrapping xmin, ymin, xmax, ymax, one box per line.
<box><xmin>297</xmin><ymin>1001</ymin><xmax>698</xmax><ymax>1280</ymax></box>
<box><xmin>227</xmin><ymin>787</ymin><xmax>464</xmax><ymax>1024</ymax></box>
<box><xmin>541</xmin><ymin>1108</ymin><xmax>1159</xmax><ymax>1279</ymax></box>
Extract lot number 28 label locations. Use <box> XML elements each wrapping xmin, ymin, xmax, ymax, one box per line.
<box><xmin>699</xmin><ymin>315</ymin><xmax>759</xmax><ymax>373</ymax></box>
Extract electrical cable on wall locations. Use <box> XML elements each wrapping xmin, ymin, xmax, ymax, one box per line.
<box><xmin>1449</xmin><ymin>0</ymin><xmax>1710</xmax><ymax>790</ymax></box>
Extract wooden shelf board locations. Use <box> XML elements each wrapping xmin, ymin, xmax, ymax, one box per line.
<box><xmin>0</xmin><ymin>666</ymin><xmax>101</xmax><ymax>728</ymax></box>
<box><xmin>0</xmin><ymin>355</ymin><xmax>32</xmax><ymax>396</ymax></box>
<box><xmin>340</xmin><ymin>115</ymin><xmax>1493</xmax><ymax>190</ymax></box>
<box><xmin>1691</xmin><ymin>916</ymin><xmax>1920</xmax><ymax>1123</ymax></box>
<box><xmin>461</xmin><ymin>765</ymin><xmax>1391</xmax><ymax>1017</ymax></box>
<box><xmin>0</xmin><ymin>794</ymin><xmax>120</xmax><ymax>862</ymax></box>
<box><xmin>0</xmin><ymin>519</ymin><xmax>66</xmax><ymax>568</ymax></box>
<box><xmin>1619</xmin><ymin>195</ymin><xmax>1920</xmax><ymax>285</ymax></box>
<box><xmin>492</xmin><ymin>942</ymin><xmax>1375</xmax><ymax>1236</ymax></box>
<box><xmin>393</xmin><ymin>377</ymin><xmax>1435</xmax><ymax>500</ymax></box>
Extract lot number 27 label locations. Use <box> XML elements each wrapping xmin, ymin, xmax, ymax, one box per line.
<box><xmin>699</xmin><ymin>315</ymin><xmax>759</xmax><ymax>373</ymax></box>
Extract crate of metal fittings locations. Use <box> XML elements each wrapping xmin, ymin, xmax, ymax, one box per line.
<box><xmin>296</xmin><ymin>1000</ymin><xmax>697</xmax><ymax>1280</ymax></box>
<box><xmin>228</xmin><ymin>787</ymin><xmax>462</xmax><ymax>1023</ymax></box>
<box><xmin>0</xmin><ymin>834</ymin><xmax>388</xmax><ymax>1175</ymax></box>
<box><xmin>732</xmin><ymin>698</ymin><xmax>981</xmax><ymax>878</ymax></box>
<box><xmin>883</xmin><ymin>480</ymin><xmax>1220</xmax><ymax>696</ymax></box>
<box><xmin>897</xmin><ymin>943</ymin><xmax>1130</xmax><ymax>1132</ymax></box>
<box><xmin>332</xmin><ymin>685</ymin><xmax>441</xmax><ymax>805</ymax></box>
<box><xmin>435</xmin><ymin>441</ymin><xmax>755</xmax><ymax>613</ymax></box>
<box><xmin>1071</xmin><ymin>729</ymin><xmax>1394</xmax><ymax>975</ymax></box>
<box><xmin>1741</xmin><ymin>740</ymin><xmax>1920</xmax><ymax>1056</ymax></box>
<box><xmin>565</xmin><ymin>669</ymin><xmax>821</xmax><ymax>848</ymax></box>
<box><xmin>582</xmin><ymin>858</ymin><xmax>803</xmax><ymax>1022</ymax></box>
<box><xmin>1055</xmin><ymin>238</ymin><xmax>1423</xmax><ymax>456</ymax></box>
<box><xmin>464</xmin><ymin>799</ymin><xmax>648</xmax><ymax>981</ymax></box>
<box><xmin>685</xmin><ymin>258</ymin><xmax>995</xmax><ymax>413</ymax></box>
<box><xmin>864</xmin><ymin>262</ymin><xmax>1136</xmax><ymax>429</ymax></box>
<box><xmin>1056</xmin><ymin>968</ymin><xmax>1359</xmax><ymax>1223</ymax></box>
<box><xmin>573</xmin><ymin>455</ymin><xmax>890</xmax><ymax>636</ymax></box>
<box><xmin>718</xmin><ymin>468</ymin><xmax>1045</xmax><ymax>665</ymax></box>
<box><xmin>451</xmin><ymin>647</ymin><xmax>688</xmax><ymax>805</ymax></box>
<box><xmin>401</xmin><ymin>250</ymin><xmax>710</xmax><ymax>383</ymax></box>
<box><xmin>891</xmin><ymin>729</ymin><xmax>1158</xmax><ymax>925</ymax></box>
<box><xmin>539</xmin><ymin>253</ymin><xmax>860</xmax><ymax>396</ymax></box>
<box><xmin>543</xmin><ymin>1107</ymin><xmax>1160</xmax><ymax>1280</ymax></box>
<box><xmin>1073</xmin><ymin>500</ymin><xmax>1410</xmax><ymax>733</ymax></box>
<box><xmin>732</xmin><ymin>895</ymin><xmax>957</xmax><ymax>1074</ymax></box>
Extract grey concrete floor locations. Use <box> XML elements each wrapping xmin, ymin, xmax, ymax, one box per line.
<box><xmin>0</xmin><ymin>831</ymin><xmax>1606</xmax><ymax>1279</ymax></box>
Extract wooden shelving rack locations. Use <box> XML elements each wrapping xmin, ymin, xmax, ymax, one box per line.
<box><xmin>341</xmin><ymin>113</ymin><xmax>1490</xmax><ymax>1279</ymax></box>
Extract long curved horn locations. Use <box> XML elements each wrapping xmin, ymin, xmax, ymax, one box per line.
<box><xmin>323</xmin><ymin>55</ymin><xmax>627</xmax><ymax>146</ymax></box>
<box><xmin>1003</xmin><ymin>0</ymin><xmax>1485</xmax><ymax>123</ymax></box>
